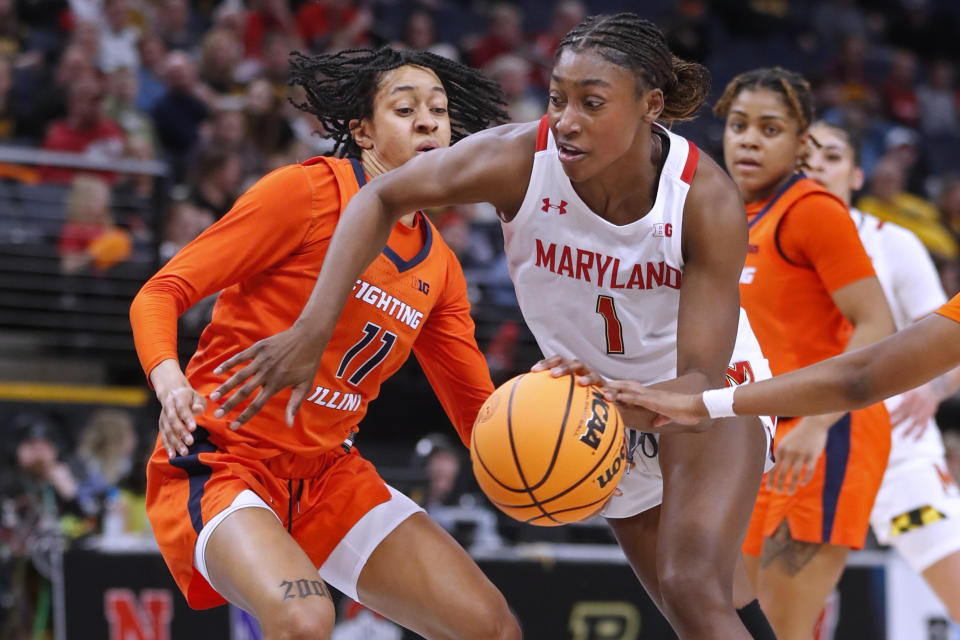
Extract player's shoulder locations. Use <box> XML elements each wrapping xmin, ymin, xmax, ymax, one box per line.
<box><xmin>684</xmin><ymin>150</ymin><xmax>744</xmax><ymax>222</ymax></box>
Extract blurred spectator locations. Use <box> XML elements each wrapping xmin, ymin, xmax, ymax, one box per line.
<box><xmin>69</xmin><ymin>408</ymin><xmax>138</xmax><ymax>528</ymax></box>
<box><xmin>71</xmin><ymin>18</ymin><xmax>103</xmax><ymax>63</ymax></box>
<box><xmin>399</xmin><ymin>9</ymin><xmax>458</xmax><ymax>61</ymax></box>
<box><xmin>58</xmin><ymin>174</ymin><xmax>132</xmax><ymax>273</ymax></box>
<box><xmin>485</xmin><ymin>54</ymin><xmax>543</xmax><ymax>124</ymax></box>
<box><xmin>187</xmin><ymin>146</ymin><xmax>243</xmax><ymax>220</ymax></box>
<box><xmin>856</xmin><ymin>154</ymin><xmax>958</xmax><ymax>263</ymax></box>
<box><xmin>244</xmin><ymin>77</ymin><xmax>294</xmax><ymax>164</ymax></box>
<box><xmin>469</xmin><ymin>3</ymin><xmax>526</xmax><ymax>70</ymax></box>
<box><xmin>0</xmin><ymin>0</ymin><xmax>26</xmax><ymax>59</ymax></box>
<box><xmin>41</xmin><ymin>74</ymin><xmax>126</xmax><ymax>183</ymax></box>
<box><xmin>243</xmin><ymin>0</ymin><xmax>295</xmax><ymax>60</ymax></box>
<box><xmin>151</xmin><ymin>50</ymin><xmax>212</xmax><ymax>180</ymax></box>
<box><xmin>159</xmin><ymin>198</ymin><xmax>213</xmax><ymax>263</ymax></box>
<box><xmin>258</xmin><ymin>31</ymin><xmax>298</xmax><ymax>89</ymax></box>
<box><xmin>295</xmin><ymin>0</ymin><xmax>371</xmax><ymax>53</ymax></box>
<box><xmin>196</xmin><ymin>105</ymin><xmax>261</xmax><ymax>178</ymax></box>
<box><xmin>886</xmin><ymin>0</ymin><xmax>960</xmax><ymax>62</ymax></box>
<box><xmin>104</xmin><ymin>66</ymin><xmax>157</xmax><ymax>157</ymax></box>
<box><xmin>883</xmin><ymin>125</ymin><xmax>929</xmax><ymax>196</ymax></box>
<box><xmin>19</xmin><ymin>43</ymin><xmax>96</xmax><ymax>141</ymax></box>
<box><xmin>821</xmin><ymin>35</ymin><xmax>879</xmax><ymax>109</ymax></box>
<box><xmin>529</xmin><ymin>0</ymin><xmax>584</xmax><ymax>87</ymax></box>
<box><xmin>917</xmin><ymin>59</ymin><xmax>958</xmax><ymax>136</ymax></box>
<box><xmin>0</xmin><ymin>55</ymin><xmax>16</xmax><ymax>138</ymax></box>
<box><xmin>813</xmin><ymin>0</ymin><xmax>868</xmax><ymax>53</ymax></box>
<box><xmin>881</xmin><ymin>48</ymin><xmax>919</xmax><ymax>127</ymax></box>
<box><xmin>198</xmin><ymin>27</ymin><xmax>244</xmax><ymax>96</ymax></box>
<box><xmin>135</xmin><ymin>34</ymin><xmax>168</xmax><ymax>112</ymax></box>
<box><xmin>98</xmin><ymin>0</ymin><xmax>139</xmax><ymax>73</ymax></box>
<box><xmin>940</xmin><ymin>175</ymin><xmax>960</xmax><ymax>239</ymax></box>
<box><xmin>664</xmin><ymin>0</ymin><xmax>711</xmax><ymax>64</ymax></box>
<box><xmin>155</xmin><ymin>0</ymin><xmax>204</xmax><ymax>52</ymax></box>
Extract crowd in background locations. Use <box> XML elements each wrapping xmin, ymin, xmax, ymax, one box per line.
<box><xmin>4</xmin><ymin>0</ymin><xmax>960</xmax><ymax>637</ymax></box>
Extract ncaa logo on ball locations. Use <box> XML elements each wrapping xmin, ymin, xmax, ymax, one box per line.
<box><xmin>476</xmin><ymin>394</ymin><xmax>501</xmax><ymax>424</ymax></box>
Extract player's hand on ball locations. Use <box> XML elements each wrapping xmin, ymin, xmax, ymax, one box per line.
<box><xmin>603</xmin><ymin>381</ymin><xmax>706</xmax><ymax>430</ymax></box>
<box><xmin>211</xmin><ymin>326</ymin><xmax>326</xmax><ymax>429</ymax></box>
<box><xmin>531</xmin><ymin>356</ymin><xmax>604</xmax><ymax>387</ymax></box>
<box><xmin>767</xmin><ymin>416</ymin><xmax>830</xmax><ymax>495</ymax></box>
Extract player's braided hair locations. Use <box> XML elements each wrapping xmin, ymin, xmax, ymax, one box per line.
<box><xmin>289</xmin><ymin>47</ymin><xmax>509</xmax><ymax>158</ymax></box>
<box><xmin>556</xmin><ymin>13</ymin><xmax>711</xmax><ymax>123</ymax></box>
<box><xmin>714</xmin><ymin>67</ymin><xmax>815</xmax><ymax>132</ymax></box>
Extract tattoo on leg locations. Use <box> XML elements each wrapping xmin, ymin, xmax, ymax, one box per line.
<box><xmin>280</xmin><ymin>578</ymin><xmax>330</xmax><ymax>600</ymax></box>
<box><xmin>759</xmin><ymin>521</ymin><xmax>823</xmax><ymax>576</ymax></box>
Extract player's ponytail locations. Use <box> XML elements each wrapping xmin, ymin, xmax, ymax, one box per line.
<box><xmin>557</xmin><ymin>12</ymin><xmax>710</xmax><ymax>123</ymax></box>
<box><xmin>662</xmin><ymin>57</ymin><xmax>711</xmax><ymax>122</ymax></box>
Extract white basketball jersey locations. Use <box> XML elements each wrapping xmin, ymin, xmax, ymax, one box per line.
<box><xmin>852</xmin><ymin>207</ymin><xmax>948</xmax><ymax>464</ymax></box>
<box><xmin>503</xmin><ymin>118</ymin><xmax>765</xmax><ymax>385</ymax></box>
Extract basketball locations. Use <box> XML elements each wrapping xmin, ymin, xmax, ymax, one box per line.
<box><xmin>470</xmin><ymin>370</ymin><xmax>627</xmax><ymax>526</ymax></box>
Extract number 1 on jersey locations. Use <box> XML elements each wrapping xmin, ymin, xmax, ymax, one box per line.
<box><xmin>596</xmin><ymin>295</ymin><xmax>624</xmax><ymax>354</ymax></box>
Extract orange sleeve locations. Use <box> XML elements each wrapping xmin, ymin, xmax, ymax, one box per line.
<box><xmin>778</xmin><ymin>193</ymin><xmax>877</xmax><ymax>293</ymax></box>
<box><xmin>130</xmin><ymin>164</ymin><xmax>337</xmax><ymax>379</ymax></box>
<box><xmin>936</xmin><ymin>293</ymin><xmax>960</xmax><ymax>323</ymax></box>
<box><xmin>412</xmin><ymin>247</ymin><xmax>495</xmax><ymax>448</ymax></box>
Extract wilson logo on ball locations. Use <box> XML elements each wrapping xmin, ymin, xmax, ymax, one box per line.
<box><xmin>597</xmin><ymin>443</ymin><xmax>625</xmax><ymax>489</ymax></box>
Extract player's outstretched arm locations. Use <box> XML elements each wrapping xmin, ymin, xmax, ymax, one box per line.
<box><xmin>211</xmin><ymin>123</ymin><xmax>536</xmax><ymax>427</ymax></box>
<box><xmin>606</xmin><ymin>310</ymin><xmax>960</xmax><ymax>425</ymax></box>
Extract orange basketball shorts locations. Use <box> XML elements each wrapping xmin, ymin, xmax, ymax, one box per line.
<box><xmin>145</xmin><ymin>426</ymin><xmax>391</xmax><ymax>609</ymax></box>
<box><xmin>742</xmin><ymin>403</ymin><xmax>891</xmax><ymax>556</ymax></box>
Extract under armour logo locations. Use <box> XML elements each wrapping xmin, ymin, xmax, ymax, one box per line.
<box><xmin>541</xmin><ymin>198</ymin><xmax>567</xmax><ymax>214</ymax></box>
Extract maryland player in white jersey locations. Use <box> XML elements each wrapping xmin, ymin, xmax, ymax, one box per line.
<box><xmin>208</xmin><ymin>13</ymin><xmax>782</xmax><ymax>640</ymax></box>
<box><xmin>793</xmin><ymin>120</ymin><xmax>960</xmax><ymax>622</ymax></box>
<box><xmin>506</xmin><ymin>116</ymin><xmax>775</xmax><ymax>517</ymax></box>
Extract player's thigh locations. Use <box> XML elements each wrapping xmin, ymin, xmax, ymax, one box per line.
<box><xmin>357</xmin><ymin>511</ymin><xmax>517</xmax><ymax>639</ymax></box>
<box><xmin>922</xmin><ymin>549</ymin><xmax>960</xmax><ymax>621</ymax></box>
<box><xmin>204</xmin><ymin>506</ymin><xmax>334</xmax><ymax>632</ymax></box>
<box><xmin>656</xmin><ymin>416</ymin><xmax>767</xmax><ymax>580</ymax></box>
<box><xmin>756</xmin><ymin>525</ymin><xmax>848</xmax><ymax>632</ymax></box>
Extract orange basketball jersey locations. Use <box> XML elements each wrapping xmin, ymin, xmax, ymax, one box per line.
<box><xmin>937</xmin><ymin>292</ymin><xmax>960</xmax><ymax>323</ymax></box>
<box><xmin>740</xmin><ymin>174</ymin><xmax>877</xmax><ymax>376</ymax></box>
<box><xmin>131</xmin><ymin>156</ymin><xmax>494</xmax><ymax>458</ymax></box>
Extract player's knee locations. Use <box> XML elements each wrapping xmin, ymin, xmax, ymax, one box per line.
<box><xmin>659</xmin><ymin>566</ymin><xmax>730</xmax><ymax>620</ymax></box>
<box><xmin>461</xmin><ymin>593</ymin><xmax>521</xmax><ymax>640</ymax></box>
<box><xmin>262</xmin><ymin>598</ymin><xmax>335</xmax><ymax>640</ymax></box>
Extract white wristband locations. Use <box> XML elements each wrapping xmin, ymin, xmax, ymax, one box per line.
<box><xmin>701</xmin><ymin>387</ymin><xmax>737</xmax><ymax>419</ymax></box>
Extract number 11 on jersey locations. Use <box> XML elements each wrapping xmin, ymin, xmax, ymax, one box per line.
<box><xmin>596</xmin><ymin>295</ymin><xmax>624</xmax><ymax>354</ymax></box>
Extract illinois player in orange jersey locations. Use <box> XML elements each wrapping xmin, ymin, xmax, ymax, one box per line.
<box><xmin>128</xmin><ymin>48</ymin><xmax>521</xmax><ymax>640</ymax></box>
<box><xmin>209</xmin><ymin>14</ymin><xmax>781</xmax><ymax>640</ymax></box>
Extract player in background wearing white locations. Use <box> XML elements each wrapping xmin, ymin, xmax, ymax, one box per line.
<box><xmin>803</xmin><ymin>120</ymin><xmax>960</xmax><ymax>622</ymax></box>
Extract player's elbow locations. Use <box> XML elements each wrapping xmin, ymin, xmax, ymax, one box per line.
<box><xmin>839</xmin><ymin>351</ymin><xmax>881</xmax><ymax>410</ymax></box>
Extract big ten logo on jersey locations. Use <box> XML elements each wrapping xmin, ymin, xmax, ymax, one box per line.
<box><xmin>569</xmin><ymin>602</ymin><xmax>641</xmax><ymax>640</ymax></box>
<box><xmin>579</xmin><ymin>389</ymin><xmax>610</xmax><ymax>450</ymax></box>
<box><xmin>652</xmin><ymin>223</ymin><xmax>673</xmax><ymax>238</ymax></box>
<box><xmin>740</xmin><ymin>266</ymin><xmax>757</xmax><ymax>284</ymax></box>
<box><xmin>104</xmin><ymin>588</ymin><xmax>173</xmax><ymax>640</ymax></box>
<box><xmin>411</xmin><ymin>275</ymin><xmax>430</xmax><ymax>295</ymax></box>
<box><xmin>725</xmin><ymin>361</ymin><xmax>755</xmax><ymax>387</ymax></box>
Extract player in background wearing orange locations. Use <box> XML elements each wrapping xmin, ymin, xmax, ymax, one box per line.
<box><xmin>803</xmin><ymin>120</ymin><xmax>960</xmax><ymax>622</ymax></box>
<box><xmin>208</xmin><ymin>14</ymin><xmax>780</xmax><ymax>640</ymax></box>
<box><xmin>708</xmin><ymin>68</ymin><xmax>896</xmax><ymax>640</ymax></box>
<box><xmin>129</xmin><ymin>48</ymin><xmax>521</xmax><ymax>640</ymax></box>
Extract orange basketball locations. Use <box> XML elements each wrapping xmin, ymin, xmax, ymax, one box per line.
<box><xmin>470</xmin><ymin>370</ymin><xmax>626</xmax><ymax>526</ymax></box>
